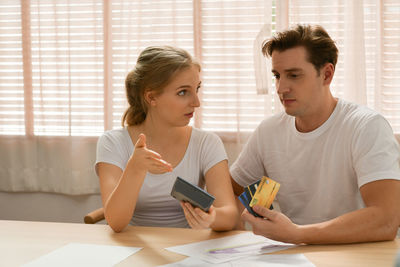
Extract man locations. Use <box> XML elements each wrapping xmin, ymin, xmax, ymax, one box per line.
<box><xmin>230</xmin><ymin>24</ymin><xmax>400</xmax><ymax>244</ymax></box>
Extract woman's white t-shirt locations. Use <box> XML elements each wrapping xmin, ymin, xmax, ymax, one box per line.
<box><xmin>96</xmin><ymin>127</ymin><xmax>227</xmax><ymax>228</ymax></box>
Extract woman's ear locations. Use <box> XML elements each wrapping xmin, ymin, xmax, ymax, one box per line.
<box><xmin>144</xmin><ymin>90</ymin><xmax>156</xmax><ymax>106</ymax></box>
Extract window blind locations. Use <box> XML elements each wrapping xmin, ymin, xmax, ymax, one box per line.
<box><xmin>0</xmin><ymin>0</ymin><xmax>399</xmax><ymax>137</ymax></box>
<box><xmin>287</xmin><ymin>0</ymin><xmax>400</xmax><ymax>133</ymax></box>
<box><xmin>108</xmin><ymin>0</ymin><xmax>195</xmax><ymax>129</ymax></box>
<box><xmin>30</xmin><ymin>0</ymin><xmax>104</xmax><ymax>136</ymax></box>
<box><xmin>199</xmin><ymin>0</ymin><xmax>274</xmax><ymax>133</ymax></box>
<box><xmin>381</xmin><ymin>0</ymin><xmax>400</xmax><ymax>131</ymax></box>
<box><xmin>0</xmin><ymin>2</ymin><xmax>24</xmax><ymax>135</ymax></box>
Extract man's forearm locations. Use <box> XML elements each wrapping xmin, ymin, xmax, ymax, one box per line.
<box><xmin>298</xmin><ymin>206</ymin><xmax>398</xmax><ymax>244</ymax></box>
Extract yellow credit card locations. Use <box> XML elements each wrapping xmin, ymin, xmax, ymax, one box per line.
<box><xmin>249</xmin><ymin>176</ymin><xmax>280</xmax><ymax>209</ymax></box>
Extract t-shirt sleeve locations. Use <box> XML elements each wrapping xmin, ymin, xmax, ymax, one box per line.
<box><xmin>230</xmin><ymin>124</ymin><xmax>266</xmax><ymax>187</ymax></box>
<box><xmin>352</xmin><ymin>114</ymin><xmax>400</xmax><ymax>187</ymax></box>
<box><xmin>95</xmin><ymin>131</ymin><xmax>129</xmax><ymax>176</ymax></box>
<box><xmin>200</xmin><ymin>132</ymin><xmax>228</xmax><ymax>176</ymax></box>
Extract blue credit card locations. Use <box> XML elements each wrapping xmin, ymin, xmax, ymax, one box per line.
<box><xmin>245</xmin><ymin>179</ymin><xmax>260</xmax><ymax>198</ymax></box>
<box><xmin>238</xmin><ymin>192</ymin><xmax>261</xmax><ymax>217</ymax></box>
<box><xmin>240</xmin><ymin>179</ymin><xmax>274</xmax><ymax>216</ymax></box>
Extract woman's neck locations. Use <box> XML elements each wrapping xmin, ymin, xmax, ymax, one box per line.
<box><xmin>132</xmin><ymin>119</ymin><xmax>188</xmax><ymax>148</ymax></box>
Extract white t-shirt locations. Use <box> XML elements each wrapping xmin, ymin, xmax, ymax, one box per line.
<box><xmin>96</xmin><ymin>127</ymin><xmax>227</xmax><ymax>228</ymax></box>
<box><xmin>230</xmin><ymin>98</ymin><xmax>400</xmax><ymax>225</ymax></box>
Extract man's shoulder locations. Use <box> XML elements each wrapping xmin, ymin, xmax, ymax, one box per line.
<box><xmin>338</xmin><ymin>99</ymin><xmax>384</xmax><ymax>126</ymax></box>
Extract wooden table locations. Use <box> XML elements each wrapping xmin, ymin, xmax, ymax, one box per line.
<box><xmin>1</xmin><ymin>220</ymin><xmax>399</xmax><ymax>266</ymax></box>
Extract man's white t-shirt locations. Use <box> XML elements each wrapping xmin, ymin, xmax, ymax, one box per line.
<box><xmin>230</xmin><ymin>98</ymin><xmax>400</xmax><ymax>225</ymax></box>
<box><xmin>96</xmin><ymin>127</ymin><xmax>227</xmax><ymax>228</ymax></box>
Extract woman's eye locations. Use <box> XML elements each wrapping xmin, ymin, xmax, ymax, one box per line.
<box><xmin>178</xmin><ymin>90</ymin><xmax>186</xmax><ymax>96</ymax></box>
<box><xmin>196</xmin><ymin>86</ymin><xmax>200</xmax><ymax>93</ymax></box>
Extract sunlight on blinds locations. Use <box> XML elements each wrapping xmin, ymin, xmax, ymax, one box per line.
<box><xmin>109</xmin><ymin>0</ymin><xmax>194</xmax><ymax>129</ymax></box>
<box><xmin>0</xmin><ymin>3</ymin><xmax>25</xmax><ymax>135</ymax></box>
<box><xmin>0</xmin><ymin>0</ymin><xmax>399</xmax><ymax>136</ymax></box>
<box><xmin>381</xmin><ymin>0</ymin><xmax>400</xmax><ymax>131</ymax></box>
<box><xmin>287</xmin><ymin>0</ymin><xmax>400</xmax><ymax>133</ymax></box>
<box><xmin>200</xmin><ymin>0</ymin><xmax>273</xmax><ymax>132</ymax></box>
<box><xmin>30</xmin><ymin>0</ymin><xmax>104</xmax><ymax>136</ymax></box>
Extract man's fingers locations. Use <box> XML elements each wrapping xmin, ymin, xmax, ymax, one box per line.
<box><xmin>253</xmin><ymin>205</ymin><xmax>275</xmax><ymax>219</ymax></box>
<box><xmin>241</xmin><ymin>209</ymin><xmax>256</xmax><ymax>222</ymax></box>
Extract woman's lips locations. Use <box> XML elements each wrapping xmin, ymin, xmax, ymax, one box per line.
<box><xmin>185</xmin><ymin>112</ymin><xmax>193</xmax><ymax>118</ymax></box>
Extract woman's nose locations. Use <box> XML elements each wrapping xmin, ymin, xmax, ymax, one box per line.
<box><xmin>192</xmin><ymin>93</ymin><xmax>200</xmax><ymax>107</ymax></box>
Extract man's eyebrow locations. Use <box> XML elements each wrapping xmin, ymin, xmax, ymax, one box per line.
<box><xmin>272</xmin><ymin>68</ymin><xmax>303</xmax><ymax>73</ymax></box>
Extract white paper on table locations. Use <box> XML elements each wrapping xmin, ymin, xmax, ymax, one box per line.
<box><xmin>22</xmin><ymin>243</ymin><xmax>142</xmax><ymax>267</ymax></box>
<box><xmin>165</xmin><ymin>232</ymin><xmax>295</xmax><ymax>264</ymax></box>
<box><xmin>159</xmin><ymin>254</ymin><xmax>315</xmax><ymax>267</ymax></box>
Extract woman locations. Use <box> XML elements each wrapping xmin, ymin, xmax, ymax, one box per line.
<box><xmin>96</xmin><ymin>46</ymin><xmax>238</xmax><ymax>232</ymax></box>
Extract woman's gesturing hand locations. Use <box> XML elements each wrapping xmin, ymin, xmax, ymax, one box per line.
<box><xmin>129</xmin><ymin>134</ymin><xmax>173</xmax><ymax>174</ymax></box>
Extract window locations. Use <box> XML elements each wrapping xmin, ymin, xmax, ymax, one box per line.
<box><xmin>0</xmin><ymin>0</ymin><xmax>399</xmax><ymax>138</ymax></box>
<box><xmin>286</xmin><ymin>0</ymin><xmax>400</xmax><ymax>131</ymax></box>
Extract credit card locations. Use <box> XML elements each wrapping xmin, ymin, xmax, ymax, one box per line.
<box><xmin>249</xmin><ymin>176</ymin><xmax>280</xmax><ymax>210</ymax></box>
<box><xmin>238</xmin><ymin>192</ymin><xmax>261</xmax><ymax>217</ymax></box>
<box><xmin>245</xmin><ymin>179</ymin><xmax>260</xmax><ymax>198</ymax></box>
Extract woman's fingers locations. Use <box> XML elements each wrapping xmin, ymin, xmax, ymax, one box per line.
<box><xmin>149</xmin><ymin>157</ymin><xmax>172</xmax><ymax>172</ymax></box>
<box><xmin>181</xmin><ymin>202</ymin><xmax>211</xmax><ymax>229</ymax></box>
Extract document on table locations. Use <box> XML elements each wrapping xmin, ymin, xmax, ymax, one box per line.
<box><xmin>22</xmin><ymin>243</ymin><xmax>142</xmax><ymax>267</ymax></box>
<box><xmin>165</xmin><ymin>232</ymin><xmax>295</xmax><ymax>264</ymax></box>
<box><xmin>160</xmin><ymin>253</ymin><xmax>315</xmax><ymax>267</ymax></box>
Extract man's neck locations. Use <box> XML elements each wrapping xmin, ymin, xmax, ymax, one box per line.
<box><xmin>295</xmin><ymin>96</ymin><xmax>338</xmax><ymax>133</ymax></box>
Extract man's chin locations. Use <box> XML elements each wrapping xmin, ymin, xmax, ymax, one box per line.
<box><xmin>283</xmin><ymin>108</ymin><xmax>297</xmax><ymax>117</ymax></box>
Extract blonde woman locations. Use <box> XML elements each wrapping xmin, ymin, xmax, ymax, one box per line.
<box><xmin>96</xmin><ymin>46</ymin><xmax>238</xmax><ymax>232</ymax></box>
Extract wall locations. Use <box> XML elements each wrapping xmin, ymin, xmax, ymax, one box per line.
<box><xmin>1</xmin><ymin>135</ymin><xmax>399</xmax><ymax>224</ymax></box>
<box><xmin>0</xmin><ymin>141</ymin><xmax>243</xmax><ymax>223</ymax></box>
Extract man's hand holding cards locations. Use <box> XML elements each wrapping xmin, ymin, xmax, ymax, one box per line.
<box><xmin>239</xmin><ymin>176</ymin><xmax>280</xmax><ymax>218</ymax></box>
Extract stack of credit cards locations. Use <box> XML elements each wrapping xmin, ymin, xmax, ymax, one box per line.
<box><xmin>238</xmin><ymin>176</ymin><xmax>280</xmax><ymax>217</ymax></box>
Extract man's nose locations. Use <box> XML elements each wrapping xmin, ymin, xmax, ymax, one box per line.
<box><xmin>276</xmin><ymin>79</ymin><xmax>290</xmax><ymax>95</ymax></box>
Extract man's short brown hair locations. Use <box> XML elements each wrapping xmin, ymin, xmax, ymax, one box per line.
<box><xmin>262</xmin><ymin>24</ymin><xmax>338</xmax><ymax>74</ymax></box>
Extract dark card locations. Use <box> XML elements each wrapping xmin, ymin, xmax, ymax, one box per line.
<box><xmin>170</xmin><ymin>176</ymin><xmax>215</xmax><ymax>212</ymax></box>
<box><xmin>238</xmin><ymin>192</ymin><xmax>261</xmax><ymax>217</ymax></box>
<box><xmin>245</xmin><ymin>179</ymin><xmax>260</xmax><ymax>198</ymax></box>
<box><xmin>239</xmin><ymin>179</ymin><xmax>274</xmax><ymax>218</ymax></box>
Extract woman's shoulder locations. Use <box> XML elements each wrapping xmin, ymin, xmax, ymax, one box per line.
<box><xmin>98</xmin><ymin>128</ymin><xmax>131</xmax><ymax>145</ymax></box>
<box><xmin>191</xmin><ymin>127</ymin><xmax>222</xmax><ymax>143</ymax></box>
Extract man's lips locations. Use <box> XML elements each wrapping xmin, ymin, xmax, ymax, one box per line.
<box><xmin>281</xmin><ymin>99</ymin><xmax>296</xmax><ymax>105</ymax></box>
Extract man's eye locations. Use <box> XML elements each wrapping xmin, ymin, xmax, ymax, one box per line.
<box><xmin>196</xmin><ymin>86</ymin><xmax>201</xmax><ymax>93</ymax></box>
<box><xmin>178</xmin><ymin>90</ymin><xmax>186</xmax><ymax>96</ymax></box>
<box><xmin>273</xmin><ymin>74</ymin><xmax>280</xmax><ymax>80</ymax></box>
<box><xmin>289</xmin><ymin>74</ymin><xmax>299</xmax><ymax>78</ymax></box>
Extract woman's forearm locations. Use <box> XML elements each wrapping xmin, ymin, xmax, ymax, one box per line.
<box><xmin>104</xmin><ymin>162</ymin><xmax>147</xmax><ymax>232</ymax></box>
<box><xmin>211</xmin><ymin>205</ymin><xmax>239</xmax><ymax>231</ymax></box>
